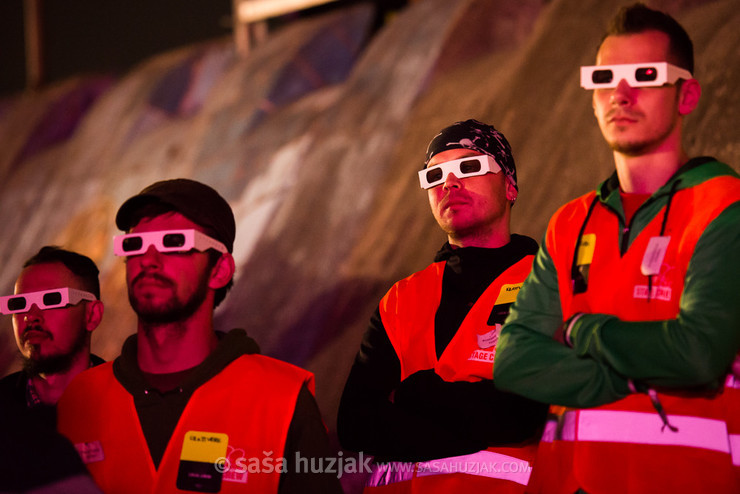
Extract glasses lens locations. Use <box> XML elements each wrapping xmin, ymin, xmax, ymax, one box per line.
<box><xmin>122</xmin><ymin>236</ymin><xmax>143</xmax><ymax>252</ymax></box>
<box><xmin>162</xmin><ymin>233</ymin><xmax>186</xmax><ymax>249</ymax></box>
<box><xmin>7</xmin><ymin>296</ymin><xmax>27</xmax><ymax>311</ymax></box>
<box><xmin>42</xmin><ymin>292</ymin><xmax>63</xmax><ymax>306</ymax></box>
<box><xmin>591</xmin><ymin>69</ymin><xmax>613</xmax><ymax>84</ymax></box>
<box><xmin>425</xmin><ymin>168</ymin><xmax>443</xmax><ymax>185</ymax></box>
<box><xmin>459</xmin><ymin>159</ymin><xmax>482</xmax><ymax>175</ymax></box>
<box><xmin>635</xmin><ymin>67</ymin><xmax>658</xmax><ymax>82</ymax></box>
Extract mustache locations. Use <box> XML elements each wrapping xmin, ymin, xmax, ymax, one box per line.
<box><xmin>606</xmin><ymin>108</ymin><xmax>643</xmax><ymax>120</ymax></box>
<box><xmin>441</xmin><ymin>190</ymin><xmax>469</xmax><ymax>205</ymax></box>
<box><xmin>23</xmin><ymin>324</ymin><xmax>52</xmax><ymax>339</ymax></box>
<box><xmin>132</xmin><ymin>272</ymin><xmax>175</xmax><ymax>288</ymax></box>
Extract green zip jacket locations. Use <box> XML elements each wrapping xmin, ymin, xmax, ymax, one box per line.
<box><xmin>494</xmin><ymin>158</ymin><xmax>740</xmax><ymax>408</ymax></box>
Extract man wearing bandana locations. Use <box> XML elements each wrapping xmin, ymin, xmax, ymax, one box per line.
<box><xmin>338</xmin><ymin>120</ymin><xmax>548</xmax><ymax>492</ymax></box>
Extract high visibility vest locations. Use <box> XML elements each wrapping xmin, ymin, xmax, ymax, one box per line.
<box><xmin>381</xmin><ymin>257</ymin><xmax>534</xmax><ymax>383</ymax></box>
<box><xmin>726</xmin><ymin>365</ymin><xmax>740</xmax><ymax>485</ymax></box>
<box><xmin>57</xmin><ymin>356</ymin><xmax>313</xmax><ymax>494</ymax></box>
<box><xmin>367</xmin><ymin>256</ymin><xmax>536</xmax><ymax>493</ymax></box>
<box><xmin>534</xmin><ymin>175</ymin><xmax>740</xmax><ymax>493</ymax></box>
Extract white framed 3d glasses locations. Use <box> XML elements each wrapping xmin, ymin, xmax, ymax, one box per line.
<box><xmin>580</xmin><ymin>62</ymin><xmax>692</xmax><ymax>89</ymax></box>
<box><xmin>0</xmin><ymin>287</ymin><xmax>97</xmax><ymax>314</ymax></box>
<box><xmin>419</xmin><ymin>154</ymin><xmax>502</xmax><ymax>189</ymax></box>
<box><xmin>114</xmin><ymin>229</ymin><xmax>227</xmax><ymax>257</ymax></box>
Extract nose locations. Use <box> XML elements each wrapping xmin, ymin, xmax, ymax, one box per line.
<box><xmin>443</xmin><ymin>172</ymin><xmax>462</xmax><ymax>190</ymax></box>
<box><xmin>24</xmin><ymin>304</ymin><xmax>43</xmax><ymax>323</ymax></box>
<box><xmin>609</xmin><ymin>78</ymin><xmax>634</xmax><ymax>106</ymax></box>
<box><xmin>138</xmin><ymin>244</ymin><xmax>162</xmax><ymax>267</ymax></box>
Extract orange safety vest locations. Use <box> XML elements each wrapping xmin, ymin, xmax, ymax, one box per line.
<box><xmin>57</xmin><ymin>355</ymin><xmax>314</xmax><ymax>494</ymax></box>
<box><xmin>532</xmin><ymin>175</ymin><xmax>740</xmax><ymax>494</ymax></box>
<box><xmin>726</xmin><ymin>364</ymin><xmax>740</xmax><ymax>485</ymax></box>
<box><xmin>367</xmin><ymin>256</ymin><xmax>536</xmax><ymax>493</ymax></box>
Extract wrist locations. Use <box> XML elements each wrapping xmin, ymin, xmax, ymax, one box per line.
<box><xmin>564</xmin><ymin>313</ymin><xmax>585</xmax><ymax>347</ymax></box>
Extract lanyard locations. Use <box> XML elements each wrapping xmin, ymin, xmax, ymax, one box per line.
<box><xmin>570</xmin><ymin>181</ymin><xmax>680</xmax><ymax>298</ymax></box>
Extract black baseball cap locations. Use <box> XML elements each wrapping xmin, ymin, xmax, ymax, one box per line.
<box><xmin>116</xmin><ymin>178</ymin><xmax>236</xmax><ymax>253</ymax></box>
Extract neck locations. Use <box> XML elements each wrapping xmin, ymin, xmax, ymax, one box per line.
<box><xmin>32</xmin><ymin>352</ymin><xmax>91</xmax><ymax>405</ymax></box>
<box><xmin>448</xmin><ymin>213</ymin><xmax>512</xmax><ymax>248</ymax></box>
<box><xmin>449</xmin><ymin>229</ymin><xmax>511</xmax><ymax>249</ymax></box>
<box><xmin>136</xmin><ymin>305</ymin><xmax>218</xmax><ymax>374</ymax></box>
<box><xmin>613</xmin><ymin>135</ymin><xmax>687</xmax><ymax>194</ymax></box>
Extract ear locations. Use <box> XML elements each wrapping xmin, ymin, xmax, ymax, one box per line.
<box><xmin>505</xmin><ymin>180</ymin><xmax>518</xmax><ymax>204</ymax></box>
<box><xmin>85</xmin><ymin>300</ymin><xmax>104</xmax><ymax>333</ymax></box>
<box><xmin>209</xmin><ymin>253</ymin><xmax>236</xmax><ymax>290</ymax></box>
<box><xmin>678</xmin><ymin>79</ymin><xmax>701</xmax><ymax>116</ymax></box>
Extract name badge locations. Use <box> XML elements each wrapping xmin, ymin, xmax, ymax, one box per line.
<box><xmin>177</xmin><ymin>431</ymin><xmax>229</xmax><ymax>492</ymax></box>
<box><xmin>74</xmin><ymin>441</ymin><xmax>105</xmax><ymax>464</ymax></box>
<box><xmin>577</xmin><ymin>234</ymin><xmax>596</xmax><ymax>266</ymax></box>
<box><xmin>495</xmin><ymin>283</ymin><xmax>524</xmax><ymax>305</ymax></box>
<box><xmin>477</xmin><ymin>325</ymin><xmax>501</xmax><ymax>348</ymax></box>
<box><xmin>641</xmin><ymin>236</ymin><xmax>670</xmax><ymax>276</ymax></box>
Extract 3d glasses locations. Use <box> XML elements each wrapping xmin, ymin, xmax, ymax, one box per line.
<box><xmin>0</xmin><ymin>288</ymin><xmax>97</xmax><ymax>314</ymax></box>
<box><xmin>114</xmin><ymin>229</ymin><xmax>227</xmax><ymax>257</ymax></box>
<box><xmin>580</xmin><ymin>62</ymin><xmax>692</xmax><ymax>89</ymax></box>
<box><xmin>419</xmin><ymin>155</ymin><xmax>502</xmax><ymax>189</ymax></box>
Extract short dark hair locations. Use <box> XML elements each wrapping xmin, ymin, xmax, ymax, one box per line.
<box><xmin>23</xmin><ymin>246</ymin><xmax>101</xmax><ymax>299</ymax></box>
<box><xmin>124</xmin><ymin>202</ymin><xmax>233</xmax><ymax>308</ymax></box>
<box><xmin>601</xmin><ymin>3</ymin><xmax>694</xmax><ymax>73</ymax></box>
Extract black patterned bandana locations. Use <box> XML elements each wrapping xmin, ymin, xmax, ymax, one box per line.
<box><xmin>423</xmin><ymin>119</ymin><xmax>518</xmax><ymax>190</ymax></box>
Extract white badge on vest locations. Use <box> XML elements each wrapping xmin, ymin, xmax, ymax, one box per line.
<box><xmin>641</xmin><ymin>236</ymin><xmax>670</xmax><ymax>276</ymax></box>
<box><xmin>74</xmin><ymin>440</ymin><xmax>105</xmax><ymax>464</ymax></box>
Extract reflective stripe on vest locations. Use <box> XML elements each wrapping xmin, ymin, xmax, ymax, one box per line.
<box><xmin>730</xmin><ymin>435</ymin><xmax>740</xmax><ymax>466</ymax></box>
<box><xmin>367</xmin><ymin>450</ymin><xmax>532</xmax><ymax>487</ymax></box>
<box><xmin>556</xmin><ymin>410</ymin><xmax>730</xmax><ymax>454</ymax></box>
<box><xmin>725</xmin><ymin>373</ymin><xmax>740</xmax><ymax>466</ymax></box>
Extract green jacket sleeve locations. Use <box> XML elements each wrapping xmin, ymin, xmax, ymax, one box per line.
<box><xmin>495</xmin><ymin>203</ymin><xmax>740</xmax><ymax>408</ymax></box>
<box><xmin>569</xmin><ymin>203</ymin><xmax>740</xmax><ymax>388</ymax></box>
<box><xmin>494</xmin><ymin>240</ymin><xmax>631</xmax><ymax>408</ymax></box>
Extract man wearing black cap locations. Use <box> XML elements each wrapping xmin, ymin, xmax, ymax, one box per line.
<box><xmin>57</xmin><ymin>179</ymin><xmax>342</xmax><ymax>493</ymax></box>
<box><xmin>337</xmin><ymin>120</ymin><xmax>548</xmax><ymax>492</ymax></box>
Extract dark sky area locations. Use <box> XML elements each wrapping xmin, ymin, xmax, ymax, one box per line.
<box><xmin>0</xmin><ymin>0</ymin><xmax>407</xmax><ymax>98</ymax></box>
<box><xmin>0</xmin><ymin>0</ymin><xmax>233</xmax><ymax>97</ymax></box>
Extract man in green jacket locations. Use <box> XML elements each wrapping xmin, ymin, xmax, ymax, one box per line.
<box><xmin>495</xmin><ymin>4</ymin><xmax>740</xmax><ymax>493</ymax></box>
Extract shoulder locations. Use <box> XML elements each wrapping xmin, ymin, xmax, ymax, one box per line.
<box><xmin>680</xmin><ymin>157</ymin><xmax>739</xmax><ymax>182</ymax></box>
<box><xmin>57</xmin><ymin>363</ymin><xmax>119</xmax><ymax>421</ymax></box>
<box><xmin>0</xmin><ymin>370</ymin><xmax>24</xmax><ymax>389</ymax></box>
<box><xmin>544</xmin><ymin>190</ymin><xmax>600</xmax><ymax>239</ymax></box>
<box><xmin>550</xmin><ymin>191</ymin><xmax>598</xmax><ymax>224</ymax></box>
<box><xmin>391</xmin><ymin>262</ymin><xmax>442</xmax><ymax>290</ymax></box>
<box><xmin>64</xmin><ymin>362</ymin><xmax>116</xmax><ymax>397</ymax></box>
<box><xmin>226</xmin><ymin>354</ymin><xmax>314</xmax><ymax>387</ymax></box>
<box><xmin>0</xmin><ymin>370</ymin><xmax>26</xmax><ymax>404</ymax></box>
<box><xmin>509</xmin><ymin>234</ymin><xmax>539</xmax><ymax>255</ymax></box>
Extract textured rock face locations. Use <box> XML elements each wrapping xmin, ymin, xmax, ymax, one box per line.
<box><xmin>0</xmin><ymin>0</ymin><xmax>738</xmax><ymax>487</ymax></box>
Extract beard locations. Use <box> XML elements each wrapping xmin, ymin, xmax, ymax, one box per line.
<box><xmin>603</xmin><ymin>97</ymin><xmax>680</xmax><ymax>157</ymax></box>
<box><xmin>22</xmin><ymin>324</ymin><xmax>87</xmax><ymax>376</ymax></box>
<box><xmin>129</xmin><ymin>270</ymin><xmax>210</xmax><ymax>326</ymax></box>
<box><xmin>607</xmin><ymin>125</ymin><xmax>674</xmax><ymax>156</ymax></box>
